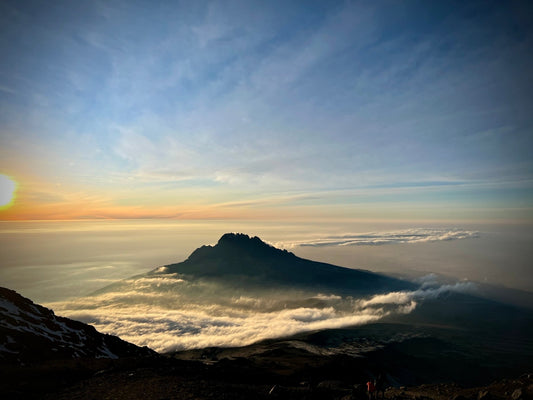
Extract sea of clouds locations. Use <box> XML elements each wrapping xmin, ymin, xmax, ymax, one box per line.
<box><xmin>50</xmin><ymin>272</ymin><xmax>475</xmax><ymax>353</ymax></box>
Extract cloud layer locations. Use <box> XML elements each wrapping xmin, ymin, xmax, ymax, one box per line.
<box><xmin>49</xmin><ymin>274</ymin><xmax>475</xmax><ymax>353</ymax></box>
<box><xmin>274</xmin><ymin>228</ymin><xmax>479</xmax><ymax>248</ymax></box>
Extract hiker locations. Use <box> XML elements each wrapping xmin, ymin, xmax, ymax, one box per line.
<box><xmin>375</xmin><ymin>373</ymin><xmax>386</xmax><ymax>399</ymax></box>
<box><xmin>366</xmin><ymin>379</ymin><xmax>376</xmax><ymax>400</ymax></box>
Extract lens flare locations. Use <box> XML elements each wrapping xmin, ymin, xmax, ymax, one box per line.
<box><xmin>0</xmin><ymin>174</ymin><xmax>17</xmax><ymax>209</ymax></box>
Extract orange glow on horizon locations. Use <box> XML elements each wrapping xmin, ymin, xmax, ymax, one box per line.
<box><xmin>1</xmin><ymin>175</ymin><xmax>529</xmax><ymax>224</ymax></box>
<box><xmin>0</xmin><ymin>203</ymin><xmax>299</xmax><ymax>221</ymax></box>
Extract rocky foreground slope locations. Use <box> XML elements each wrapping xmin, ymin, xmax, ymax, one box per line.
<box><xmin>8</xmin><ymin>355</ymin><xmax>532</xmax><ymax>400</ymax></box>
<box><xmin>0</xmin><ymin>287</ymin><xmax>155</xmax><ymax>364</ymax></box>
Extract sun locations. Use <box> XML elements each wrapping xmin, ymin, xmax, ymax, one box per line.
<box><xmin>0</xmin><ymin>174</ymin><xmax>17</xmax><ymax>209</ymax></box>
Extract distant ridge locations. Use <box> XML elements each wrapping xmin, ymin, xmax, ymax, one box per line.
<box><xmin>155</xmin><ymin>233</ymin><xmax>416</xmax><ymax>294</ymax></box>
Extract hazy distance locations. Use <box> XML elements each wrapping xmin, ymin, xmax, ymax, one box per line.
<box><xmin>1</xmin><ymin>219</ymin><xmax>531</xmax><ymax>305</ymax></box>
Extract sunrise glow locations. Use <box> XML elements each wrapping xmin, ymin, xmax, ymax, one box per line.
<box><xmin>0</xmin><ymin>174</ymin><xmax>17</xmax><ymax>210</ymax></box>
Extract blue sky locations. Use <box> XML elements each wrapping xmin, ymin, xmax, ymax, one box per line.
<box><xmin>0</xmin><ymin>0</ymin><xmax>532</xmax><ymax>221</ymax></box>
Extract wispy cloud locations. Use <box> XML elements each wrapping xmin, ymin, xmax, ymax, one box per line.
<box><xmin>274</xmin><ymin>228</ymin><xmax>479</xmax><ymax>248</ymax></box>
<box><xmin>359</xmin><ymin>282</ymin><xmax>476</xmax><ymax>308</ymax></box>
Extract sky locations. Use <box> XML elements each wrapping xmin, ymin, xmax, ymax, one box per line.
<box><xmin>0</xmin><ymin>0</ymin><xmax>532</xmax><ymax>222</ymax></box>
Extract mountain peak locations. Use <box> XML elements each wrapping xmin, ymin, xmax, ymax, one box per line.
<box><xmin>185</xmin><ymin>233</ymin><xmax>294</xmax><ymax>263</ymax></box>
<box><xmin>218</xmin><ymin>232</ymin><xmax>262</xmax><ymax>246</ymax></box>
<box><xmin>217</xmin><ymin>233</ymin><xmax>284</xmax><ymax>254</ymax></box>
<box><xmin>162</xmin><ymin>233</ymin><xmax>415</xmax><ymax>294</ymax></box>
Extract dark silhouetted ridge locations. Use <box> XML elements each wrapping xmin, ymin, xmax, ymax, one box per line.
<box><xmin>187</xmin><ymin>233</ymin><xmax>294</xmax><ymax>262</ymax></box>
<box><xmin>217</xmin><ymin>233</ymin><xmax>290</xmax><ymax>256</ymax></box>
<box><xmin>159</xmin><ymin>233</ymin><xmax>416</xmax><ymax>294</ymax></box>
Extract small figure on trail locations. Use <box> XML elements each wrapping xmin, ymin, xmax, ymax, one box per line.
<box><xmin>366</xmin><ymin>379</ymin><xmax>376</xmax><ymax>400</ymax></box>
<box><xmin>375</xmin><ymin>373</ymin><xmax>386</xmax><ymax>399</ymax></box>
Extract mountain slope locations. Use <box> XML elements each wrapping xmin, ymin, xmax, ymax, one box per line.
<box><xmin>155</xmin><ymin>233</ymin><xmax>416</xmax><ymax>294</ymax></box>
<box><xmin>0</xmin><ymin>287</ymin><xmax>156</xmax><ymax>365</ymax></box>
